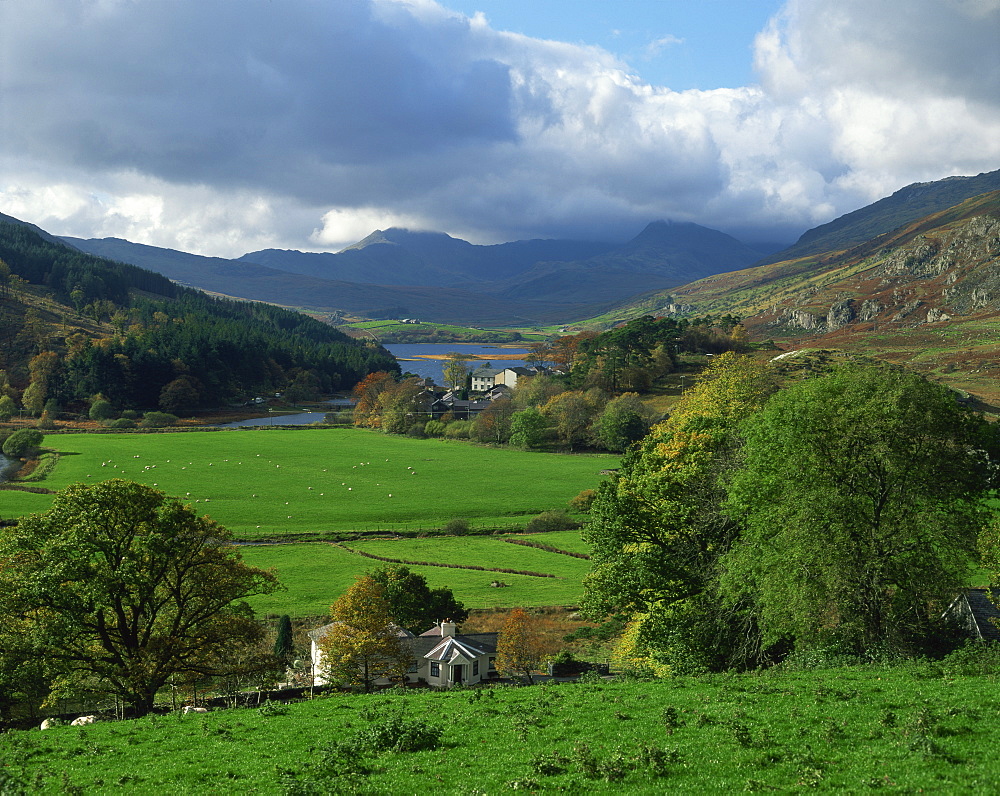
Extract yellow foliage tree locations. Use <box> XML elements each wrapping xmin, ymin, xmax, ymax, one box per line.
<box><xmin>318</xmin><ymin>576</ymin><xmax>412</xmax><ymax>692</ymax></box>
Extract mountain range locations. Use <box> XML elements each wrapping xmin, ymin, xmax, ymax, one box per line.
<box><xmin>63</xmin><ymin>220</ymin><xmax>769</xmax><ymax>325</ymax></box>
<box><xmin>60</xmin><ymin>169</ymin><xmax>1000</xmax><ymax>327</ymax></box>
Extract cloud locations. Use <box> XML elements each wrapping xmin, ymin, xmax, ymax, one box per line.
<box><xmin>0</xmin><ymin>0</ymin><xmax>998</xmax><ymax>256</ymax></box>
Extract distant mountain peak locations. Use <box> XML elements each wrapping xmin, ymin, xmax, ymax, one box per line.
<box><xmin>343</xmin><ymin>227</ymin><xmax>465</xmax><ymax>252</ymax></box>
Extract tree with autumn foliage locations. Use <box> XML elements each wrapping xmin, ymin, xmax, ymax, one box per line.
<box><xmin>318</xmin><ymin>576</ymin><xmax>413</xmax><ymax>692</ymax></box>
<box><xmin>351</xmin><ymin>371</ymin><xmax>397</xmax><ymax>428</ymax></box>
<box><xmin>582</xmin><ymin>352</ymin><xmax>777</xmax><ymax>673</ymax></box>
<box><xmin>495</xmin><ymin>608</ymin><xmax>546</xmax><ymax>684</ymax></box>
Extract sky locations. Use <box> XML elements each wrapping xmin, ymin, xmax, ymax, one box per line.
<box><xmin>1</xmin><ymin>0</ymin><xmax>998</xmax><ymax>258</ymax></box>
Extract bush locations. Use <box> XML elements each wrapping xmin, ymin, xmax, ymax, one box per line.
<box><xmin>0</xmin><ymin>395</ymin><xmax>17</xmax><ymax>421</ymax></box>
<box><xmin>89</xmin><ymin>398</ymin><xmax>116</xmax><ymax>421</ymax></box>
<box><xmin>406</xmin><ymin>422</ymin><xmax>426</xmax><ymax>437</ymax></box>
<box><xmin>120</xmin><ymin>409</ymin><xmax>142</xmax><ymax>420</ymax></box>
<box><xmin>104</xmin><ymin>418</ymin><xmax>137</xmax><ymax>429</ymax></box>
<box><xmin>525</xmin><ymin>510</ymin><xmax>581</xmax><ymax>533</ymax></box>
<box><xmin>443</xmin><ymin>420</ymin><xmax>473</xmax><ymax>439</ymax></box>
<box><xmin>442</xmin><ymin>518</ymin><xmax>471</xmax><ymax>535</ymax></box>
<box><xmin>352</xmin><ymin>714</ymin><xmax>442</xmax><ymax>753</ymax></box>
<box><xmin>2</xmin><ymin>428</ymin><xmax>44</xmax><ymax>459</ymax></box>
<box><xmin>569</xmin><ymin>489</ymin><xmax>596</xmax><ymax>512</ymax></box>
<box><xmin>424</xmin><ymin>420</ymin><xmax>446</xmax><ymax>437</ymax></box>
<box><xmin>140</xmin><ymin>412</ymin><xmax>178</xmax><ymax>429</ymax></box>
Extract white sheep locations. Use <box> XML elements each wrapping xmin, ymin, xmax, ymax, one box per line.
<box><xmin>70</xmin><ymin>715</ymin><xmax>97</xmax><ymax>726</ymax></box>
<box><xmin>183</xmin><ymin>706</ymin><xmax>209</xmax><ymax>714</ymax></box>
<box><xmin>40</xmin><ymin>718</ymin><xmax>62</xmax><ymax>730</ymax></box>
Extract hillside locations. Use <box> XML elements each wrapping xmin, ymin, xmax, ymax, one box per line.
<box><xmin>0</xmin><ymin>217</ymin><xmax>398</xmax><ymax>411</ymax></box>
<box><xmin>607</xmin><ymin>190</ymin><xmax>1000</xmax><ymax>404</ymax></box>
<box><xmin>4</xmin><ymin>665</ymin><xmax>999</xmax><ymax>792</ymax></box>
<box><xmin>758</xmin><ymin>168</ymin><xmax>1000</xmax><ymax>265</ymax></box>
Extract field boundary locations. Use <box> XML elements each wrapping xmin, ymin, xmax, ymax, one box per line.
<box><xmin>502</xmin><ymin>537</ymin><xmax>590</xmax><ymax>560</ymax></box>
<box><xmin>332</xmin><ymin>541</ymin><xmax>559</xmax><ymax>578</ymax></box>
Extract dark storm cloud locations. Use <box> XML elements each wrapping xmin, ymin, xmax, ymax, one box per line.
<box><xmin>1</xmin><ymin>0</ymin><xmax>998</xmax><ymax>256</ymax></box>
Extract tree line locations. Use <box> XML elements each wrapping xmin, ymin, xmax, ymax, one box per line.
<box><xmin>346</xmin><ymin>314</ymin><xmax>751</xmax><ymax>453</ymax></box>
<box><xmin>583</xmin><ymin>352</ymin><xmax>1000</xmax><ymax>674</ymax></box>
<box><xmin>0</xmin><ymin>221</ymin><xmax>398</xmax><ymax>415</ymax></box>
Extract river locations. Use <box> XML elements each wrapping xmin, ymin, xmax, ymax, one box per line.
<box><xmin>0</xmin><ymin>452</ymin><xmax>14</xmax><ymax>483</ymax></box>
<box><xmin>386</xmin><ymin>343</ymin><xmax>530</xmax><ymax>383</ymax></box>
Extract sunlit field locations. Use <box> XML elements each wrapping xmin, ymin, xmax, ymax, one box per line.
<box><xmin>1</xmin><ymin>428</ymin><xmax>617</xmax><ymax>538</ymax></box>
<box><xmin>6</xmin><ymin>664</ymin><xmax>1000</xmax><ymax>793</ymax></box>
<box><xmin>239</xmin><ymin>537</ymin><xmax>590</xmax><ymax>617</ymax></box>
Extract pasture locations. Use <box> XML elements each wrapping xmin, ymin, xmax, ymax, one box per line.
<box><xmin>5</xmin><ymin>663</ymin><xmax>1000</xmax><ymax>793</ymax></box>
<box><xmin>0</xmin><ymin>428</ymin><xmax>617</xmax><ymax>538</ymax></box>
<box><xmin>239</xmin><ymin>535</ymin><xmax>591</xmax><ymax>617</ymax></box>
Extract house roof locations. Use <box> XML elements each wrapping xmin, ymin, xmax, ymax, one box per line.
<box><xmin>962</xmin><ymin>589</ymin><xmax>1000</xmax><ymax>642</ymax></box>
<box><xmin>423</xmin><ymin>636</ymin><xmax>495</xmax><ymax>663</ymax></box>
<box><xmin>405</xmin><ymin>632</ymin><xmax>498</xmax><ymax>660</ymax></box>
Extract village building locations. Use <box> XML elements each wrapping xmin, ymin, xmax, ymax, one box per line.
<box><xmin>309</xmin><ymin>620</ymin><xmax>499</xmax><ymax>688</ymax></box>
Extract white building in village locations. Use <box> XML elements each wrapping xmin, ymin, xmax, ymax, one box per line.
<box><xmin>309</xmin><ymin>620</ymin><xmax>499</xmax><ymax>688</ymax></box>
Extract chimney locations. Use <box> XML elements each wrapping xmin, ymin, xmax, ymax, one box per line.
<box><xmin>440</xmin><ymin>620</ymin><xmax>457</xmax><ymax>637</ymax></box>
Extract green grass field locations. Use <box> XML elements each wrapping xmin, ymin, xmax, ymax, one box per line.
<box><xmin>6</xmin><ymin>663</ymin><xmax>1000</xmax><ymax>793</ymax></box>
<box><xmin>1</xmin><ymin>429</ymin><xmax>617</xmax><ymax>538</ymax></box>
<box><xmin>239</xmin><ymin>537</ymin><xmax>589</xmax><ymax>617</ymax></box>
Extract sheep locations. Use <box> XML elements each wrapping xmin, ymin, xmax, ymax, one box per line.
<box><xmin>40</xmin><ymin>718</ymin><xmax>62</xmax><ymax>730</ymax></box>
<box><xmin>70</xmin><ymin>715</ymin><xmax>97</xmax><ymax>726</ymax></box>
<box><xmin>183</xmin><ymin>706</ymin><xmax>208</xmax><ymax>714</ymax></box>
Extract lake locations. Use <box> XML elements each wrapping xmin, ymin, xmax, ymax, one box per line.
<box><xmin>386</xmin><ymin>343</ymin><xmax>530</xmax><ymax>384</ymax></box>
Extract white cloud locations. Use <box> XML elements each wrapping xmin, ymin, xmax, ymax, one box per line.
<box><xmin>0</xmin><ymin>0</ymin><xmax>997</xmax><ymax>257</ymax></box>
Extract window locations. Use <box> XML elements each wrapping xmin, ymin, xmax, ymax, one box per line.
<box><xmin>472</xmin><ymin>660</ymin><xmax>479</xmax><ymax>676</ymax></box>
<box><xmin>407</xmin><ymin>661</ymin><xmax>418</xmax><ymax>673</ymax></box>
<box><xmin>430</xmin><ymin>662</ymin><xmax>440</xmax><ymax>677</ymax></box>
<box><xmin>488</xmin><ymin>657</ymin><xmax>496</xmax><ymax>670</ymax></box>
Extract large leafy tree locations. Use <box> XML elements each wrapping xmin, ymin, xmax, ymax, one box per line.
<box><xmin>318</xmin><ymin>576</ymin><xmax>413</xmax><ymax>692</ymax></box>
<box><xmin>582</xmin><ymin>352</ymin><xmax>776</xmax><ymax>672</ymax></box>
<box><xmin>368</xmin><ymin>565</ymin><xmax>468</xmax><ymax>635</ymax></box>
<box><xmin>0</xmin><ymin>480</ymin><xmax>281</xmax><ymax>716</ymax></box>
<box><xmin>495</xmin><ymin>608</ymin><xmax>545</xmax><ymax>684</ymax></box>
<box><xmin>721</xmin><ymin>362</ymin><xmax>995</xmax><ymax>655</ymax></box>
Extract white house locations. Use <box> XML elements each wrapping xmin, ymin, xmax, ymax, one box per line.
<box><xmin>309</xmin><ymin>620</ymin><xmax>498</xmax><ymax>688</ymax></box>
<box><xmin>470</xmin><ymin>367</ymin><xmax>500</xmax><ymax>393</ymax></box>
<box><xmin>494</xmin><ymin>367</ymin><xmax>534</xmax><ymax>388</ymax></box>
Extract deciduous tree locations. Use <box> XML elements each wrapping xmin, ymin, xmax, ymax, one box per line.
<box><xmin>721</xmin><ymin>362</ymin><xmax>995</xmax><ymax>655</ymax></box>
<box><xmin>368</xmin><ymin>565</ymin><xmax>468</xmax><ymax>635</ymax></box>
<box><xmin>0</xmin><ymin>480</ymin><xmax>281</xmax><ymax>716</ymax></box>
<box><xmin>582</xmin><ymin>352</ymin><xmax>776</xmax><ymax>672</ymax></box>
<box><xmin>318</xmin><ymin>576</ymin><xmax>412</xmax><ymax>692</ymax></box>
<box><xmin>495</xmin><ymin>608</ymin><xmax>546</xmax><ymax>684</ymax></box>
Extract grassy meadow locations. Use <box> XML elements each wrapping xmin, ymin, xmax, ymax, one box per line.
<box><xmin>5</xmin><ymin>664</ymin><xmax>1000</xmax><ymax>793</ymax></box>
<box><xmin>1</xmin><ymin>428</ymin><xmax>617</xmax><ymax>537</ymax></box>
<box><xmin>238</xmin><ymin>538</ymin><xmax>590</xmax><ymax>617</ymax></box>
<box><xmin>1</xmin><ymin>428</ymin><xmax>612</xmax><ymax>617</ymax></box>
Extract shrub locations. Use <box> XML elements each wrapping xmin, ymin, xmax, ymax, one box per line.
<box><xmin>423</xmin><ymin>420</ymin><xmax>446</xmax><ymax>437</ymax></box>
<box><xmin>36</xmin><ymin>410</ymin><xmax>56</xmax><ymax>430</ymax></box>
<box><xmin>525</xmin><ymin>510</ymin><xmax>580</xmax><ymax>533</ymax></box>
<box><xmin>2</xmin><ymin>429</ymin><xmax>44</xmax><ymax>459</ymax></box>
<box><xmin>140</xmin><ymin>412</ymin><xmax>178</xmax><ymax>429</ymax></box>
<box><xmin>0</xmin><ymin>395</ymin><xmax>17</xmax><ymax>421</ymax></box>
<box><xmin>406</xmin><ymin>422</ymin><xmax>426</xmax><ymax>437</ymax></box>
<box><xmin>569</xmin><ymin>489</ymin><xmax>596</xmax><ymax>512</ymax></box>
<box><xmin>89</xmin><ymin>398</ymin><xmax>116</xmax><ymax>421</ymax></box>
<box><xmin>120</xmin><ymin>409</ymin><xmax>142</xmax><ymax>420</ymax></box>
<box><xmin>104</xmin><ymin>418</ymin><xmax>137</xmax><ymax>429</ymax></box>
<box><xmin>352</xmin><ymin>714</ymin><xmax>442</xmax><ymax>753</ymax></box>
<box><xmin>443</xmin><ymin>420</ymin><xmax>473</xmax><ymax>439</ymax></box>
<box><xmin>442</xmin><ymin>518</ymin><xmax>471</xmax><ymax>535</ymax></box>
